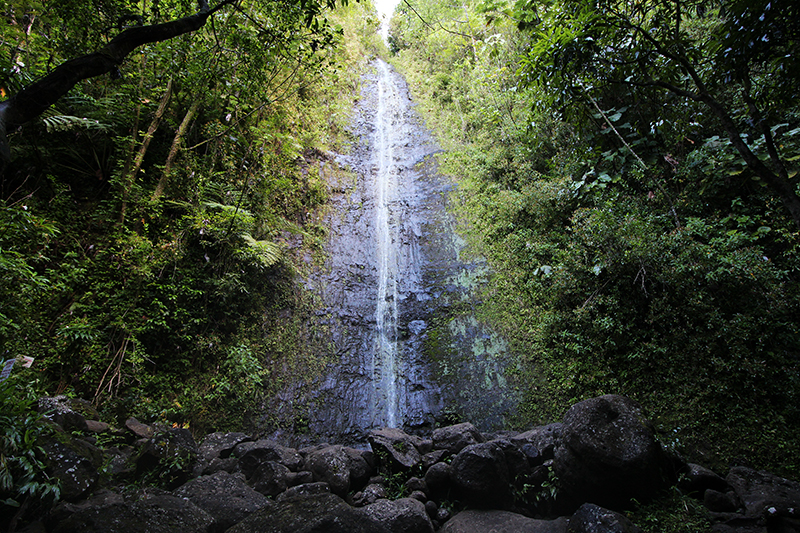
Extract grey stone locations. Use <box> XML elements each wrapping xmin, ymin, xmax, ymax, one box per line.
<box><xmin>726</xmin><ymin>466</ymin><xmax>800</xmax><ymax>519</ymax></box>
<box><xmin>432</xmin><ymin>423</ymin><xmax>485</xmax><ymax>456</ymax></box>
<box><xmin>277</xmin><ymin>482</ymin><xmax>331</xmax><ymax>502</ymax></box>
<box><xmin>250</xmin><ymin>461</ymin><xmax>291</xmax><ymax>497</ymax></box>
<box><xmin>511</xmin><ymin>423</ymin><xmax>562</xmax><ymax>461</ymax></box>
<box><xmin>567</xmin><ymin>503</ymin><xmax>643</xmax><ymax>532</ymax></box>
<box><xmin>353</xmin><ymin>484</ymin><xmax>389</xmax><ymax>507</ymax></box>
<box><xmin>441</xmin><ymin>510</ymin><xmax>568</xmax><ymax>533</ymax></box>
<box><xmin>235</xmin><ymin>439</ymin><xmax>303</xmax><ymax>474</ymax></box>
<box><xmin>369</xmin><ymin>427</ymin><xmax>423</xmax><ymax>470</ymax></box>
<box><xmin>304</xmin><ymin>444</ymin><xmax>352</xmax><ymax>496</ymax></box>
<box><xmin>52</xmin><ymin>490</ymin><xmax>214</xmax><ymax>533</ymax></box>
<box><xmin>360</xmin><ymin>498</ymin><xmax>435</xmax><ymax>533</ymax></box>
<box><xmin>174</xmin><ymin>471</ymin><xmax>269</xmax><ymax>532</ymax></box>
<box><xmin>226</xmin><ymin>492</ymin><xmax>390</xmax><ymax>533</ymax></box>
<box><xmin>286</xmin><ymin>470</ymin><xmax>314</xmax><ymax>487</ymax></box>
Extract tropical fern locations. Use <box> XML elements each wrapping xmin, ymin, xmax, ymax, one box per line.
<box><xmin>41</xmin><ymin>113</ymin><xmax>108</xmax><ymax>133</ymax></box>
<box><xmin>237</xmin><ymin>233</ymin><xmax>282</xmax><ymax>269</ymax></box>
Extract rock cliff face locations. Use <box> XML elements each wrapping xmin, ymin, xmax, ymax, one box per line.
<box><xmin>34</xmin><ymin>394</ymin><xmax>800</xmax><ymax>533</ymax></box>
<box><xmin>277</xmin><ymin>59</ymin><xmax>517</xmax><ymax>445</ymax></box>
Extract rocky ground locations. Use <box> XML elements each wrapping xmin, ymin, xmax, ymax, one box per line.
<box><xmin>22</xmin><ymin>395</ymin><xmax>800</xmax><ymax>532</ymax></box>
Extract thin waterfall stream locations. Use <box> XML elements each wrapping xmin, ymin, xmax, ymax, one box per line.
<box><xmin>270</xmin><ymin>59</ymin><xmax>517</xmax><ymax>444</ymax></box>
<box><xmin>374</xmin><ymin>59</ymin><xmax>404</xmax><ymax>427</ymax></box>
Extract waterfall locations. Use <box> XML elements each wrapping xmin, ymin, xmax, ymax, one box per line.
<box><xmin>283</xmin><ymin>58</ymin><xmax>517</xmax><ymax>445</ymax></box>
<box><xmin>373</xmin><ymin>60</ymin><xmax>400</xmax><ymax>427</ymax></box>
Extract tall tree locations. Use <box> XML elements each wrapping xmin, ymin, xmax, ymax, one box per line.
<box><xmin>515</xmin><ymin>0</ymin><xmax>800</xmax><ymax>227</ymax></box>
<box><xmin>0</xmin><ymin>0</ymin><xmax>350</xmax><ymax>168</ymax></box>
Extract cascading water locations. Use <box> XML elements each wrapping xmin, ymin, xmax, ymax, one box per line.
<box><xmin>373</xmin><ymin>60</ymin><xmax>400</xmax><ymax>427</ymax></box>
<box><xmin>270</xmin><ymin>59</ymin><xmax>517</xmax><ymax>445</ymax></box>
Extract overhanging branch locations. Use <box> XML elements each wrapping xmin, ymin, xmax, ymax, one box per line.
<box><xmin>0</xmin><ymin>0</ymin><xmax>238</xmax><ymax>164</ymax></box>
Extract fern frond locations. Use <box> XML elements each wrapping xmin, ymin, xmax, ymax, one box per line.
<box><xmin>41</xmin><ymin>114</ymin><xmax>108</xmax><ymax>133</ymax></box>
<box><xmin>239</xmin><ymin>233</ymin><xmax>282</xmax><ymax>268</ymax></box>
<box><xmin>202</xmin><ymin>201</ymin><xmax>254</xmax><ymax>218</ymax></box>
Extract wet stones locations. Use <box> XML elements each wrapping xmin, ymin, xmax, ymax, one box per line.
<box><xmin>360</xmin><ymin>497</ymin><xmax>435</xmax><ymax>533</ymax></box>
<box><xmin>39</xmin><ymin>394</ymin><xmax>800</xmax><ymax>533</ymax></box>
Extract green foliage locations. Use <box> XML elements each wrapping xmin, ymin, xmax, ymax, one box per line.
<box><xmin>0</xmin><ymin>378</ymin><xmax>60</xmax><ymax>530</ymax></box>
<box><xmin>0</xmin><ymin>0</ymin><xmax>379</xmax><ymax>436</ymax></box>
<box><xmin>629</xmin><ymin>487</ymin><xmax>713</xmax><ymax>533</ymax></box>
<box><xmin>390</xmin><ymin>0</ymin><xmax>800</xmax><ymax>482</ymax></box>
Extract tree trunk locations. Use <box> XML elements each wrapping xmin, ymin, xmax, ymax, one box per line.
<box><xmin>151</xmin><ymin>98</ymin><xmax>201</xmax><ymax>201</ymax></box>
<box><xmin>119</xmin><ymin>79</ymin><xmax>172</xmax><ymax>223</ymax></box>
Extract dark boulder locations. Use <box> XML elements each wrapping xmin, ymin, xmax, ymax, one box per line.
<box><xmin>250</xmin><ymin>461</ymin><xmax>291</xmax><ymax>496</ymax></box>
<box><xmin>235</xmin><ymin>439</ymin><xmax>303</xmax><ymax>474</ymax></box>
<box><xmin>704</xmin><ymin>490</ymin><xmax>740</xmax><ymax>513</ymax></box>
<box><xmin>124</xmin><ymin>417</ymin><xmax>154</xmax><ymax>439</ymax></box>
<box><xmin>277</xmin><ymin>481</ymin><xmax>331</xmax><ymax>502</ymax></box>
<box><xmin>369</xmin><ymin>427</ymin><xmax>423</xmax><ymax>470</ymax></box>
<box><xmin>553</xmin><ymin>395</ymin><xmax>675</xmax><ymax>509</ymax></box>
<box><xmin>344</xmin><ymin>446</ymin><xmax>377</xmax><ymax>490</ymax></box>
<box><xmin>567</xmin><ymin>503</ymin><xmax>643</xmax><ymax>533</ymax></box>
<box><xmin>225</xmin><ymin>492</ymin><xmax>390</xmax><ymax>533</ymax></box>
<box><xmin>52</xmin><ymin>489</ymin><xmax>214</xmax><ymax>533</ymax></box>
<box><xmin>42</xmin><ymin>437</ymin><xmax>104</xmax><ymax>501</ymax></box>
<box><xmin>173</xmin><ymin>471</ymin><xmax>270</xmax><ymax>532</ymax></box>
<box><xmin>680</xmin><ymin>463</ymin><xmax>729</xmax><ymax>497</ymax></box>
<box><xmin>432</xmin><ymin>423</ymin><xmax>485</xmax><ymax>456</ymax></box>
<box><xmin>203</xmin><ymin>456</ymin><xmax>240</xmax><ymax>476</ymax></box>
<box><xmin>441</xmin><ymin>510</ymin><xmax>568</xmax><ymax>533</ymax></box>
<box><xmin>38</xmin><ymin>396</ymin><xmax>96</xmax><ymax>433</ymax></box>
<box><xmin>135</xmin><ymin>428</ymin><xmax>198</xmax><ymax>489</ymax></box>
<box><xmin>511</xmin><ymin>423</ymin><xmax>562</xmax><ymax>461</ymax></box>
<box><xmin>304</xmin><ymin>444</ymin><xmax>352</xmax><ymax>497</ymax></box>
<box><xmin>85</xmin><ymin>420</ymin><xmax>110</xmax><ymax>433</ymax></box>
<box><xmin>193</xmin><ymin>432</ymin><xmax>251</xmax><ymax>476</ymax></box>
<box><xmin>726</xmin><ymin>466</ymin><xmax>800</xmax><ymax>520</ymax></box>
<box><xmin>360</xmin><ymin>498</ymin><xmax>435</xmax><ymax>533</ymax></box>
<box><xmin>449</xmin><ymin>441</ymin><xmax>512</xmax><ymax>507</ymax></box>
<box><xmin>286</xmin><ymin>470</ymin><xmax>314</xmax><ymax>487</ymax></box>
<box><xmin>424</xmin><ymin>461</ymin><xmax>451</xmax><ymax>492</ymax></box>
<box><xmin>353</xmin><ymin>483</ymin><xmax>389</xmax><ymax>507</ymax></box>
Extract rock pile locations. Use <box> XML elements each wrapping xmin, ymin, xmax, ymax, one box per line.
<box><xmin>34</xmin><ymin>394</ymin><xmax>800</xmax><ymax>532</ymax></box>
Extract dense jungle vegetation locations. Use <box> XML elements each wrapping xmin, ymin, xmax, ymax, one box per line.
<box><xmin>389</xmin><ymin>0</ymin><xmax>800</xmax><ymax>479</ymax></box>
<box><xmin>1</xmin><ymin>0</ymin><xmax>799</xmax><ymax>528</ymax></box>
<box><xmin>1</xmin><ymin>0</ymin><xmax>380</xmax><ymax>435</ymax></box>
